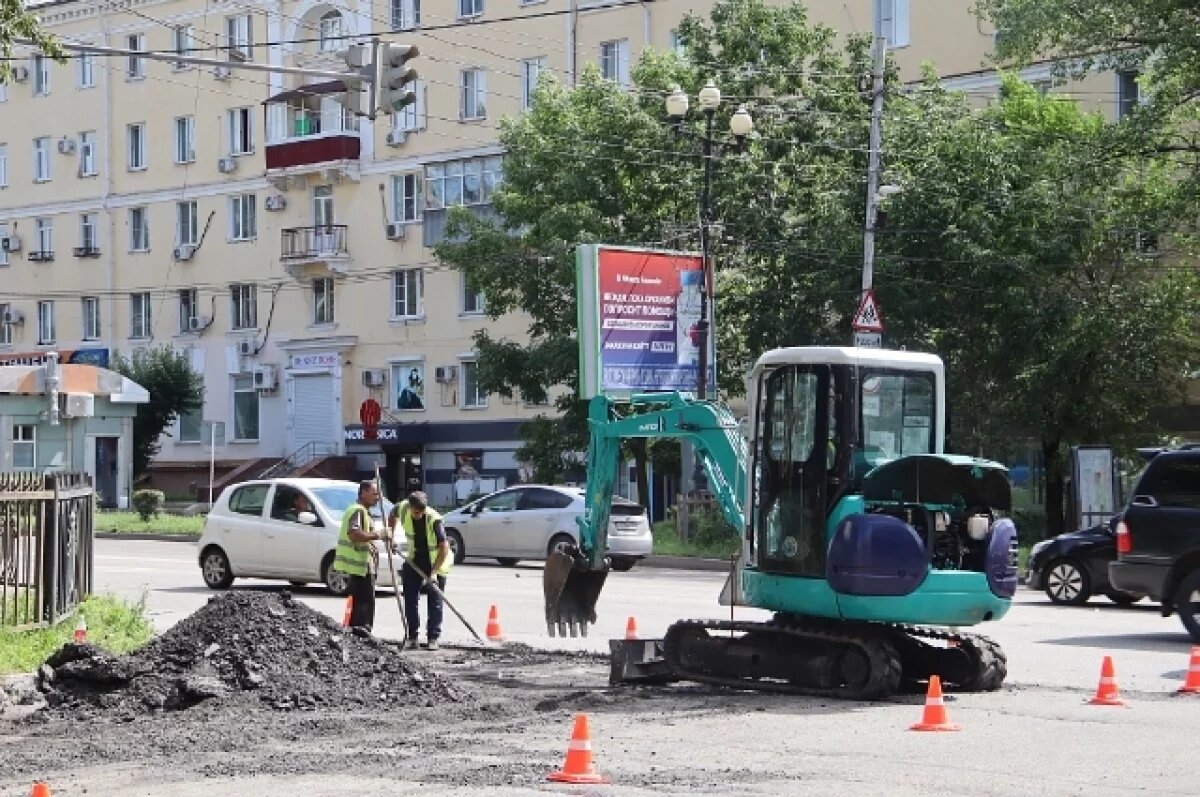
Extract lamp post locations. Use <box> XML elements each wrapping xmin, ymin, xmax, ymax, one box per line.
<box><xmin>666</xmin><ymin>80</ymin><xmax>753</xmax><ymax>494</ymax></box>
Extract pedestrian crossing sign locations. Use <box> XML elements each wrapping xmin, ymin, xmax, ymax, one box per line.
<box><xmin>852</xmin><ymin>289</ymin><xmax>885</xmax><ymax>332</ymax></box>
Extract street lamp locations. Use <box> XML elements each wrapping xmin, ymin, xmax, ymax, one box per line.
<box><xmin>665</xmin><ymin>80</ymin><xmax>753</xmax><ymax>494</ymax></box>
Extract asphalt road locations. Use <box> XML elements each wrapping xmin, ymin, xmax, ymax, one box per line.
<box><xmin>95</xmin><ymin>537</ymin><xmax>1198</xmax><ymax>694</ymax></box>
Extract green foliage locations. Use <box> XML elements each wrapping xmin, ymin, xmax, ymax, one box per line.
<box><xmin>0</xmin><ymin>0</ymin><xmax>66</xmax><ymax>84</ymax></box>
<box><xmin>95</xmin><ymin>511</ymin><xmax>203</xmax><ymax>535</ymax></box>
<box><xmin>111</xmin><ymin>346</ymin><xmax>204</xmax><ymax>475</ymax></box>
<box><xmin>131</xmin><ymin>489</ymin><xmax>165</xmax><ymax>522</ymax></box>
<box><xmin>0</xmin><ymin>592</ymin><xmax>153</xmax><ymax>675</ymax></box>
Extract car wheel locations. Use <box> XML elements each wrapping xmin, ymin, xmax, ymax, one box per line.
<box><xmin>547</xmin><ymin>533</ymin><xmax>576</xmax><ymax>559</ymax></box>
<box><xmin>1174</xmin><ymin>569</ymin><xmax>1200</xmax><ymax>642</ymax></box>
<box><xmin>321</xmin><ymin>555</ymin><xmax>351</xmax><ymax>597</ymax></box>
<box><xmin>200</xmin><ymin>546</ymin><xmax>234</xmax><ymax>590</ymax></box>
<box><xmin>1044</xmin><ymin>558</ymin><xmax>1090</xmax><ymax>605</ymax></box>
<box><xmin>610</xmin><ymin>557</ymin><xmax>636</xmax><ymax>572</ymax></box>
<box><xmin>1106</xmin><ymin>591</ymin><xmax>1142</xmax><ymax>606</ymax></box>
<box><xmin>496</xmin><ymin>557</ymin><xmax>520</xmax><ymax>567</ymax></box>
<box><xmin>446</xmin><ymin>530</ymin><xmax>466</xmax><ymax>565</ymax></box>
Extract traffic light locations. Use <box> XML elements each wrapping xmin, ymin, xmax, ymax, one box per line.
<box><xmin>336</xmin><ymin>44</ymin><xmax>373</xmax><ymax>117</ymax></box>
<box><xmin>372</xmin><ymin>42</ymin><xmax>419</xmax><ymax>117</ymax></box>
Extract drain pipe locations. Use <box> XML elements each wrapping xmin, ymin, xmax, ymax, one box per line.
<box><xmin>45</xmin><ymin>351</ymin><xmax>61</xmax><ymax>427</ymax></box>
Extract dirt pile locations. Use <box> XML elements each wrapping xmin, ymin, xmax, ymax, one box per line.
<box><xmin>34</xmin><ymin>591</ymin><xmax>461</xmax><ymax>718</ymax></box>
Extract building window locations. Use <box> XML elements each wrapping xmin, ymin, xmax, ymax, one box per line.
<box><xmin>172</xmin><ymin>25</ymin><xmax>193</xmax><ymax>69</ymax></box>
<box><xmin>232</xmin><ymin>375</ymin><xmax>260</xmax><ymax>441</ymax></box>
<box><xmin>130</xmin><ymin>292</ymin><xmax>151</xmax><ymax>339</ymax></box>
<box><xmin>177</xmin><ymin>201</ymin><xmax>198</xmax><ymax>245</ymax></box>
<box><xmin>459</xmin><ymin>68</ymin><xmax>486</xmax><ymax>120</ymax></box>
<box><xmin>425</xmin><ymin>156</ymin><xmax>502</xmax><ymax>209</ymax></box>
<box><xmin>318</xmin><ymin>11</ymin><xmax>344</xmax><ymax>51</ymax></box>
<box><xmin>225</xmin><ymin>15</ymin><xmax>253</xmax><ymax>61</ymax></box>
<box><xmin>37</xmin><ymin>300</ymin><xmax>55</xmax><ymax>344</ymax></box>
<box><xmin>0</xmin><ymin>303</ymin><xmax>11</xmax><ymax>343</ymax></box>
<box><xmin>392</xmin><ymin>362</ymin><xmax>425</xmax><ymax>411</ymax></box>
<box><xmin>1118</xmin><ymin>70</ymin><xmax>1141</xmax><ymax>118</ymax></box>
<box><xmin>458</xmin><ymin>0</ymin><xmax>482</xmax><ymax>19</ymax></box>
<box><xmin>126</xmin><ymin>34</ymin><xmax>145</xmax><ymax>78</ymax></box>
<box><xmin>34</xmin><ymin>218</ymin><xmax>52</xmax><ymax>257</ymax></box>
<box><xmin>33</xmin><ymin>137</ymin><xmax>50</xmax><ymax>181</ymax></box>
<box><xmin>521</xmin><ymin>57</ymin><xmax>546</xmax><ymax>110</ymax></box>
<box><xmin>81</xmin><ymin>296</ymin><xmax>101</xmax><ymax>340</ymax></box>
<box><xmin>228</xmin><ymin>107</ymin><xmax>253</xmax><ymax>155</ymax></box>
<box><xmin>391</xmin><ymin>268</ymin><xmax>422</xmax><ymax>318</ymax></box>
<box><xmin>874</xmin><ymin>0</ymin><xmax>910</xmax><ymax>48</ymax></box>
<box><xmin>230</xmin><ymin>284</ymin><xmax>257</xmax><ymax>329</ymax></box>
<box><xmin>462</xmin><ymin>273</ymin><xmax>485</xmax><ymax>314</ymax></box>
<box><xmin>599</xmin><ymin>40</ymin><xmax>630</xmax><ymax>87</ymax></box>
<box><xmin>175</xmin><ymin>116</ymin><xmax>196</xmax><ymax>163</ymax></box>
<box><xmin>392</xmin><ymin>174</ymin><xmax>419</xmax><ymax>222</ymax></box>
<box><xmin>79</xmin><ymin>213</ymin><xmax>97</xmax><ymax>250</ymax></box>
<box><xmin>129</xmin><ymin>207</ymin><xmax>149</xmax><ymax>251</ymax></box>
<box><xmin>0</xmin><ymin>226</ymin><xmax>7</xmax><ymax>266</ymax></box>
<box><xmin>0</xmin><ymin>144</ymin><xmax>7</xmax><ymax>187</ymax></box>
<box><xmin>79</xmin><ymin>131</ymin><xmax>97</xmax><ymax>176</ymax></box>
<box><xmin>668</xmin><ymin>29</ymin><xmax>687</xmax><ymax>58</ymax></box>
<box><xmin>391</xmin><ymin>0</ymin><xmax>420</xmax><ymax>30</ymax></box>
<box><xmin>178</xmin><ymin>288</ymin><xmax>199</xmax><ymax>333</ymax></box>
<box><xmin>127</xmin><ymin>123</ymin><xmax>146</xmax><ymax>170</ymax></box>
<box><xmin>313</xmin><ymin>278</ymin><xmax>335</xmax><ymax>324</ymax></box>
<box><xmin>33</xmin><ymin>54</ymin><xmax>50</xmax><ymax>95</ymax></box>
<box><xmin>230</xmin><ymin>194</ymin><xmax>256</xmax><ymax>240</ymax></box>
<box><xmin>77</xmin><ymin>52</ymin><xmax>95</xmax><ymax>88</ymax></box>
<box><xmin>12</xmin><ymin>425</ymin><xmax>35</xmax><ymax>470</ymax></box>
<box><xmin>178</xmin><ymin>407</ymin><xmax>202</xmax><ymax>443</ymax></box>
<box><xmin>460</xmin><ymin>360</ymin><xmax>486</xmax><ymax>408</ymax></box>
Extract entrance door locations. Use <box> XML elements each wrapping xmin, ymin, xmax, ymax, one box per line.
<box><xmin>95</xmin><ymin>437</ymin><xmax>119</xmax><ymax>509</ymax></box>
<box><xmin>289</xmin><ymin>374</ymin><xmax>336</xmax><ymax>456</ymax></box>
<box><xmin>312</xmin><ymin>186</ymin><xmax>335</xmax><ymax>253</ymax></box>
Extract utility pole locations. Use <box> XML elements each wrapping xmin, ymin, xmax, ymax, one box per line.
<box><xmin>855</xmin><ymin>35</ymin><xmax>887</xmax><ymax>348</ymax></box>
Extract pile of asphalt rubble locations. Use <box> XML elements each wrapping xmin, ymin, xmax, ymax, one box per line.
<box><xmin>34</xmin><ymin>592</ymin><xmax>460</xmax><ymax>717</ymax></box>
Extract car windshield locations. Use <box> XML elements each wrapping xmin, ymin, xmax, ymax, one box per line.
<box><xmin>309</xmin><ymin>485</ymin><xmax>394</xmax><ymax>519</ymax></box>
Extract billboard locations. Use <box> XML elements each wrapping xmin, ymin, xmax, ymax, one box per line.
<box><xmin>577</xmin><ymin>245</ymin><xmax>716</xmax><ymax>400</ymax></box>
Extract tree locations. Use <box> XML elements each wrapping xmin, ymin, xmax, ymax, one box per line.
<box><xmin>111</xmin><ymin>346</ymin><xmax>204</xmax><ymax>476</ymax></box>
<box><xmin>882</xmin><ymin>75</ymin><xmax>1200</xmax><ymax>535</ymax></box>
<box><xmin>1</xmin><ymin>0</ymin><xmax>65</xmax><ymax>83</ymax></box>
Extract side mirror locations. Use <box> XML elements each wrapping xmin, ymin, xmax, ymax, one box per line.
<box><xmin>297</xmin><ymin>511</ymin><xmax>318</xmax><ymax>525</ymax></box>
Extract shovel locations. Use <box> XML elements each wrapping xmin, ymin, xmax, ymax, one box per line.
<box><xmin>374</xmin><ymin>465</ymin><xmax>409</xmax><ymax>645</ymax></box>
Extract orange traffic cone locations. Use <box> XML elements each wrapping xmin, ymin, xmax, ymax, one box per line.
<box><xmin>547</xmin><ymin>713</ymin><xmax>608</xmax><ymax>784</ymax></box>
<box><xmin>909</xmin><ymin>675</ymin><xmax>960</xmax><ymax>732</ymax></box>
<box><xmin>485</xmin><ymin>605</ymin><xmax>505</xmax><ymax>641</ymax></box>
<box><xmin>73</xmin><ymin>614</ymin><xmax>87</xmax><ymax>644</ymax></box>
<box><xmin>30</xmin><ymin>782</ymin><xmax>51</xmax><ymax>797</ymax></box>
<box><xmin>1088</xmin><ymin>655</ymin><xmax>1126</xmax><ymax>706</ymax></box>
<box><xmin>1179</xmin><ymin>647</ymin><xmax>1200</xmax><ymax>694</ymax></box>
<box><xmin>341</xmin><ymin>596</ymin><xmax>353</xmax><ymax>628</ymax></box>
<box><xmin>625</xmin><ymin>616</ymin><xmax>639</xmax><ymax>640</ymax></box>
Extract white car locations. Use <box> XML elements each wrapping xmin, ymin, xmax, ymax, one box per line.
<box><xmin>441</xmin><ymin>484</ymin><xmax>653</xmax><ymax>571</ymax></box>
<box><xmin>197</xmin><ymin>478</ymin><xmax>403</xmax><ymax>595</ymax></box>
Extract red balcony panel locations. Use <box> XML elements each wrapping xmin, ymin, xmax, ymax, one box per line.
<box><xmin>265</xmin><ymin>135</ymin><xmax>360</xmax><ymax>170</ymax></box>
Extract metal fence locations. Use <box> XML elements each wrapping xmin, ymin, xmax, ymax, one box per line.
<box><xmin>0</xmin><ymin>472</ymin><xmax>95</xmax><ymax>630</ymax></box>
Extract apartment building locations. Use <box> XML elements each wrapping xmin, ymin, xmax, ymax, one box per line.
<box><xmin>0</xmin><ymin>0</ymin><xmax>1133</xmax><ymax>507</ymax></box>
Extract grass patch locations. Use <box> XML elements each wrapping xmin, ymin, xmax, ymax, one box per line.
<box><xmin>95</xmin><ymin>511</ymin><xmax>204</xmax><ymax>536</ymax></box>
<box><xmin>652</xmin><ymin>521</ymin><xmax>739</xmax><ymax>559</ymax></box>
<box><xmin>0</xmin><ymin>592</ymin><xmax>154</xmax><ymax>675</ymax></box>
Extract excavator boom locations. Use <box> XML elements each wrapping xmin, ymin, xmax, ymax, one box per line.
<box><xmin>543</xmin><ymin>392</ymin><xmax>747</xmax><ymax>636</ymax></box>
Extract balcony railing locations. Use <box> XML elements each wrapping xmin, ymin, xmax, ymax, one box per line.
<box><xmin>265</xmin><ymin>99</ymin><xmax>361</xmax><ymax>171</ymax></box>
<box><xmin>281</xmin><ymin>225</ymin><xmax>349</xmax><ymax>260</ymax></box>
<box><xmin>72</xmin><ymin>245</ymin><xmax>101</xmax><ymax>258</ymax></box>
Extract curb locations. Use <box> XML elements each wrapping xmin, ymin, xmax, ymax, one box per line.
<box><xmin>94</xmin><ymin>532</ymin><xmax>731</xmax><ymax>572</ymax></box>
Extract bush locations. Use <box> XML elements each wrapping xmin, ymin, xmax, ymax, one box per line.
<box><xmin>1010</xmin><ymin>508</ymin><xmax>1047</xmax><ymax>543</ymax></box>
<box><xmin>131</xmin><ymin>489</ymin><xmax>165</xmax><ymax>522</ymax></box>
<box><xmin>688</xmin><ymin>505</ymin><xmax>740</xmax><ymax>549</ymax></box>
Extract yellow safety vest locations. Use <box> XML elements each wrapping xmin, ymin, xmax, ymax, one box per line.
<box><xmin>397</xmin><ymin>502</ymin><xmax>452</xmax><ymax>576</ymax></box>
<box><xmin>333</xmin><ymin>503</ymin><xmax>371</xmax><ymax>576</ymax></box>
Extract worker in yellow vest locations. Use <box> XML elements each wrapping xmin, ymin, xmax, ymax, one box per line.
<box><xmin>333</xmin><ymin>480</ymin><xmax>390</xmax><ymax>632</ymax></box>
<box><xmin>390</xmin><ymin>491</ymin><xmax>452</xmax><ymax>649</ymax></box>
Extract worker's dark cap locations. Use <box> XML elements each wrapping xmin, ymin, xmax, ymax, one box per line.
<box><xmin>407</xmin><ymin>491</ymin><xmax>428</xmax><ymax>510</ymax></box>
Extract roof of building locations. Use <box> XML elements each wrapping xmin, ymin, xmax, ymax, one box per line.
<box><xmin>0</xmin><ymin>364</ymin><xmax>149</xmax><ymax>403</ymax></box>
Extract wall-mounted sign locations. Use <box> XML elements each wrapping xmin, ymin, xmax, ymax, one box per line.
<box><xmin>0</xmin><ymin>347</ymin><xmax>110</xmax><ymax>367</ymax></box>
<box><xmin>291</xmin><ymin>352</ymin><xmax>338</xmax><ymax>370</ymax></box>
<box><xmin>345</xmin><ymin>426</ymin><xmax>399</xmax><ymax>442</ymax></box>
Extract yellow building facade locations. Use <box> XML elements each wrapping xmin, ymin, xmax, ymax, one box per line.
<box><xmin>0</xmin><ymin>0</ymin><xmax>1133</xmax><ymax>505</ymax></box>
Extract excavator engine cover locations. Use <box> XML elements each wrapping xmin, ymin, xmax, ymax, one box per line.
<box><xmin>544</xmin><ymin>546</ymin><xmax>609</xmax><ymax>637</ymax></box>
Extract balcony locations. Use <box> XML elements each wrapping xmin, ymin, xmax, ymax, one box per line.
<box><xmin>264</xmin><ymin>81</ymin><xmax>361</xmax><ymax>183</ymax></box>
<box><xmin>27</xmin><ymin>250</ymin><xmax>54</xmax><ymax>263</ymax></box>
<box><xmin>423</xmin><ymin>204</ymin><xmax>502</xmax><ymax>247</ymax></box>
<box><xmin>72</xmin><ymin>245</ymin><xmax>101</xmax><ymax>258</ymax></box>
<box><xmin>280</xmin><ymin>225</ymin><xmax>350</xmax><ymax>279</ymax></box>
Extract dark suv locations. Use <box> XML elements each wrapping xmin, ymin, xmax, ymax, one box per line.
<box><xmin>1109</xmin><ymin>447</ymin><xmax>1200</xmax><ymax>641</ymax></box>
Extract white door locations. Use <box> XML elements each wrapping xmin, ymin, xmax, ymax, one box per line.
<box><xmin>313</xmin><ymin>186</ymin><xmax>335</xmax><ymax>252</ymax></box>
<box><xmin>460</xmin><ymin>489</ymin><xmax>521</xmax><ymax>557</ymax></box>
<box><xmin>511</xmin><ymin>487</ymin><xmax>570</xmax><ymax>559</ymax></box>
<box><xmin>259</xmin><ymin>484</ymin><xmax>327</xmax><ymax>577</ymax></box>
<box><xmin>289</xmin><ymin>374</ymin><xmax>336</xmax><ymax>455</ymax></box>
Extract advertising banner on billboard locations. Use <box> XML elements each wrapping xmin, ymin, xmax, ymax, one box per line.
<box><xmin>577</xmin><ymin>245</ymin><xmax>716</xmax><ymax>399</ymax></box>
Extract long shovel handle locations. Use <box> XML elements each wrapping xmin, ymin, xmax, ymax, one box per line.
<box><xmin>375</xmin><ymin>465</ymin><xmax>409</xmax><ymax>643</ymax></box>
<box><xmin>405</xmin><ymin>558</ymin><xmax>488</xmax><ymax>646</ymax></box>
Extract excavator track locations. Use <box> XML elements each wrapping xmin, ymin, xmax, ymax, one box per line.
<box><xmin>651</xmin><ymin>615</ymin><xmax>1006</xmax><ymax>701</ymax></box>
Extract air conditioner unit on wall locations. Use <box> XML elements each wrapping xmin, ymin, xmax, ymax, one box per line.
<box><xmin>60</xmin><ymin>392</ymin><xmax>94</xmax><ymax>419</ymax></box>
<box><xmin>57</xmin><ymin>137</ymin><xmax>76</xmax><ymax>155</ymax></box>
<box><xmin>218</xmin><ymin>156</ymin><xmax>238</xmax><ymax>174</ymax></box>
<box><xmin>253</xmin><ymin>364</ymin><xmax>279</xmax><ymax>391</ymax></box>
<box><xmin>362</xmin><ymin>368</ymin><xmax>386</xmax><ymax>388</ymax></box>
<box><xmin>1</xmin><ymin>235</ymin><xmax>21</xmax><ymax>253</ymax></box>
<box><xmin>386</xmin><ymin>222</ymin><xmax>406</xmax><ymax>240</ymax></box>
<box><xmin>11</xmin><ymin>66</ymin><xmax>29</xmax><ymax>82</ymax></box>
<box><xmin>213</xmin><ymin>65</ymin><xmax>232</xmax><ymax>80</ymax></box>
<box><xmin>188</xmin><ymin>315</ymin><xmax>211</xmax><ymax>333</ymax></box>
<box><xmin>173</xmin><ymin>244</ymin><xmax>196</xmax><ymax>261</ymax></box>
<box><xmin>264</xmin><ymin>194</ymin><xmax>287</xmax><ymax>211</ymax></box>
<box><xmin>238</xmin><ymin>339</ymin><xmax>255</xmax><ymax>357</ymax></box>
<box><xmin>3</xmin><ymin>308</ymin><xmax>24</xmax><ymax>325</ymax></box>
<box><xmin>386</xmin><ymin>129</ymin><xmax>407</xmax><ymax>147</ymax></box>
<box><xmin>434</xmin><ymin>365</ymin><xmax>458</xmax><ymax>383</ymax></box>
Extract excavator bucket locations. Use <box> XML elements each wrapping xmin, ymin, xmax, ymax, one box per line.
<box><xmin>543</xmin><ymin>548</ymin><xmax>609</xmax><ymax>638</ymax></box>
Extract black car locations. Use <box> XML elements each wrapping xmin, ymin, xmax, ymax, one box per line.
<box><xmin>1027</xmin><ymin>516</ymin><xmax>1143</xmax><ymax>606</ymax></box>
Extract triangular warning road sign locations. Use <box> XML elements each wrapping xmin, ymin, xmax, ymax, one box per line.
<box><xmin>852</xmin><ymin>289</ymin><xmax>885</xmax><ymax>332</ymax></box>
